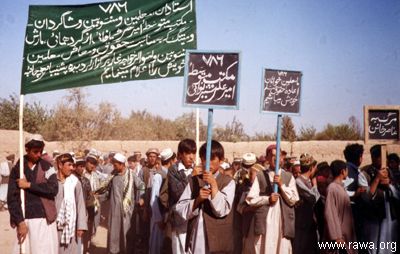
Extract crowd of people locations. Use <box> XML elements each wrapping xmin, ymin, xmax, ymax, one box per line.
<box><xmin>2</xmin><ymin>134</ymin><xmax>400</xmax><ymax>254</ymax></box>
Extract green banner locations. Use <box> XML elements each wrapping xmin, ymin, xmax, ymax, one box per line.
<box><xmin>21</xmin><ymin>0</ymin><xmax>197</xmax><ymax>94</ymax></box>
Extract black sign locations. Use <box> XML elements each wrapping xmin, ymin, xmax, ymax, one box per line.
<box><xmin>183</xmin><ymin>51</ymin><xmax>239</xmax><ymax>108</ymax></box>
<box><xmin>368</xmin><ymin>110</ymin><xmax>399</xmax><ymax>140</ymax></box>
<box><xmin>262</xmin><ymin>69</ymin><xmax>302</xmax><ymax>114</ymax></box>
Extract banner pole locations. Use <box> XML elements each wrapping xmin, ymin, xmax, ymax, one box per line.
<box><xmin>274</xmin><ymin>114</ymin><xmax>283</xmax><ymax>193</ymax></box>
<box><xmin>19</xmin><ymin>94</ymin><xmax>26</xmax><ymax>254</ymax></box>
<box><xmin>205</xmin><ymin>108</ymin><xmax>214</xmax><ymax>172</ymax></box>
<box><xmin>196</xmin><ymin>108</ymin><xmax>200</xmax><ymax>165</ymax></box>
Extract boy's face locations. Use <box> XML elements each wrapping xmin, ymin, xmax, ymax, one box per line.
<box><xmin>76</xmin><ymin>164</ymin><xmax>85</xmax><ymax>176</ymax></box>
<box><xmin>181</xmin><ymin>152</ymin><xmax>195</xmax><ymax>168</ymax></box>
<box><xmin>26</xmin><ymin>147</ymin><xmax>43</xmax><ymax>163</ymax></box>
<box><xmin>147</xmin><ymin>153</ymin><xmax>158</xmax><ymax>167</ymax></box>
<box><xmin>201</xmin><ymin>156</ymin><xmax>223</xmax><ymax>174</ymax></box>
<box><xmin>128</xmin><ymin>161</ymin><xmax>136</xmax><ymax>169</ymax></box>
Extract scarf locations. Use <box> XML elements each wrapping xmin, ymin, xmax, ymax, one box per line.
<box><xmin>95</xmin><ymin>168</ymin><xmax>134</xmax><ymax>216</ymax></box>
<box><xmin>56</xmin><ymin>174</ymin><xmax>79</xmax><ymax>244</ymax></box>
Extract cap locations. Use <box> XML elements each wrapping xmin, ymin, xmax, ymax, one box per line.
<box><xmin>133</xmin><ymin>150</ymin><xmax>141</xmax><ymax>155</ymax></box>
<box><xmin>221</xmin><ymin>161</ymin><xmax>231</xmax><ymax>170</ymax></box>
<box><xmin>242</xmin><ymin>153</ymin><xmax>257</xmax><ymax>166</ymax></box>
<box><xmin>87</xmin><ymin>152</ymin><xmax>99</xmax><ymax>160</ymax></box>
<box><xmin>24</xmin><ymin>134</ymin><xmax>44</xmax><ymax>145</ymax></box>
<box><xmin>160</xmin><ymin>148</ymin><xmax>173</xmax><ymax>161</ymax></box>
<box><xmin>233</xmin><ymin>157</ymin><xmax>242</xmax><ymax>163</ymax></box>
<box><xmin>146</xmin><ymin>148</ymin><xmax>160</xmax><ymax>156</ymax></box>
<box><xmin>293</xmin><ymin>160</ymin><xmax>301</xmax><ymax>166</ymax></box>
<box><xmin>300</xmin><ymin>153</ymin><xmax>316</xmax><ymax>166</ymax></box>
<box><xmin>113</xmin><ymin>153</ymin><xmax>126</xmax><ymax>163</ymax></box>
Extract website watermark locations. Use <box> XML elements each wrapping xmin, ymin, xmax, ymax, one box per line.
<box><xmin>318</xmin><ymin>241</ymin><xmax>397</xmax><ymax>253</ymax></box>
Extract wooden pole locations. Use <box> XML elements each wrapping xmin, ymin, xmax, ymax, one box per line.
<box><xmin>381</xmin><ymin>145</ymin><xmax>387</xmax><ymax>169</ymax></box>
<box><xmin>19</xmin><ymin>94</ymin><xmax>26</xmax><ymax>254</ymax></box>
<box><xmin>196</xmin><ymin>108</ymin><xmax>200</xmax><ymax>165</ymax></box>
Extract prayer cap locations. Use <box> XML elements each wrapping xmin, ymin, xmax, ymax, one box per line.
<box><xmin>133</xmin><ymin>150</ymin><xmax>141</xmax><ymax>155</ymax></box>
<box><xmin>24</xmin><ymin>134</ymin><xmax>44</xmax><ymax>145</ymax></box>
<box><xmin>242</xmin><ymin>153</ymin><xmax>257</xmax><ymax>166</ymax></box>
<box><xmin>113</xmin><ymin>153</ymin><xmax>126</xmax><ymax>163</ymax></box>
<box><xmin>146</xmin><ymin>148</ymin><xmax>160</xmax><ymax>156</ymax></box>
<box><xmin>160</xmin><ymin>148</ymin><xmax>174</xmax><ymax>161</ymax></box>
<box><xmin>293</xmin><ymin>160</ymin><xmax>301</xmax><ymax>166</ymax></box>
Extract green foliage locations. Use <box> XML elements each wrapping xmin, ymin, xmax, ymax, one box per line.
<box><xmin>213</xmin><ymin>116</ymin><xmax>249</xmax><ymax>142</ymax></box>
<box><xmin>315</xmin><ymin>116</ymin><xmax>362</xmax><ymax>140</ymax></box>
<box><xmin>298</xmin><ymin>125</ymin><xmax>317</xmax><ymax>141</ymax></box>
<box><xmin>281</xmin><ymin>116</ymin><xmax>296</xmax><ymax>141</ymax></box>
<box><xmin>250</xmin><ymin>132</ymin><xmax>275</xmax><ymax>141</ymax></box>
<box><xmin>0</xmin><ymin>92</ymin><xmax>364</xmax><ymax>142</ymax></box>
<box><xmin>0</xmin><ymin>94</ymin><xmax>48</xmax><ymax>133</ymax></box>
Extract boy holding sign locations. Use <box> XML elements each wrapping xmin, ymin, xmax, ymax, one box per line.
<box><xmin>175</xmin><ymin>140</ymin><xmax>235</xmax><ymax>253</ymax></box>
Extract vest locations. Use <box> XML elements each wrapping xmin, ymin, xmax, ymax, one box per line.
<box><xmin>35</xmin><ymin>160</ymin><xmax>58</xmax><ymax>224</ymax></box>
<box><xmin>256</xmin><ymin>169</ymin><xmax>295</xmax><ymax>239</ymax></box>
<box><xmin>186</xmin><ymin>173</ymin><xmax>234</xmax><ymax>252</ymax></box>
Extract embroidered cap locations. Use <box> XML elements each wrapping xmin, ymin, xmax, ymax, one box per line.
<box><xmin>242</xmin><ymin>152</ymin><xmax>257</xmax><ymax>166</ymax></box>
<box><xmin>113</xmin><ymin>153</ymin><xmax>126</xmax><ymax>163</ymax></box>
<box><xmin>160</xmin><ymin>148</ymin><xmax>174</xmax><ymax>161</ymax></box>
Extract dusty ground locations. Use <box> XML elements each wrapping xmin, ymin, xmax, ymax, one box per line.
<box><xmin>0</xmin><ymin>209</ymin><xmax>108</xmax><ymax>254</ymax></box>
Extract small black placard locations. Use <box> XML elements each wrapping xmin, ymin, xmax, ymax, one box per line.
<box><xmin>262</xmin><ymin>69</ymin><xmax>302</xmax><ymax>114</ymax></box>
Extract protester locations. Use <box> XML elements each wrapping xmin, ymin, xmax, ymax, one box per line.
<box><xmin>7</xmin><ymin>134</ymin><xmax>58</xmax><ymax>254</ymax></box>
<box><xmin>388</xmin><ymin>153</ymin><xmax>400</xmax><ymax>186</ymax></box>
<box><xmin>0</xmin><ymin>154</ymin><xmax>14</xmax><ymax>210</ymax></box>
<box><xmin>343</xmin><ymin>143</ymin><xmax>366</xmax><ymax>246</ymax></box>
<box><xmin>294</xmin><ymin>153</ymin><xmax>319</xmax><ymax>254</ymax></box>
<box><xmin>96</xmin><ymin>153</ymin><xmax>143</xmax><ymax>254</ymax></box>
<box><xmin>83</xmin><ymin>153</ymin><xmax>105</xmax><ymax>250</ymax></box>
<box><xmin>238</xmin><ymin>153</ymin><xmax>265</xmax><ymax>254</ymax></box>
<box><xmin>245</xmin><ymin>144</ymin><xmax>299</xmax><ymax>254</ymax></box>
<box><xmin>54</xmin><ymin>153</ymin><xmax>87</xmax><ymax>253</ymax></box>
<box><xmin>359</xmin><ymin>145</ymin><xmax>400</xmax><ymax>254</ymax></box>
<box><xmin>149</xmin><ymin>148</ymin><xmax>176</xmax><ymax>254</ymax></box>
<box><xmin>160</xmin><ymin>138</ymin><xmax>196</xmax><ymax>254</ymax></box>
<box><xmin>176</xmin><ymin>140</ymin><xmax>236</xmax><ymax>253</ymax></box>
<box><xmin>291</xmin><ymin>160</ymin><xmax>301</xmax><ymax>178</ymax></box>
<box><xmin>314</xmin><ymin>161</ymin><xmax>331</xmax><ymax>242</ymax></box>
<box><xmin>140</xmin><ymin>147</ymin><xmax>160</xmax><ymax>251</ymax></box>
<box><xmin>324</xmin><ymin>160</ymin><xmax>357</xmax><ymax>254</ymax></box>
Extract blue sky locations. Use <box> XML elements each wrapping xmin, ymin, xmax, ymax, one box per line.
<box><xmin>1</xmin><ymin>0</ymin><xmax>399</xmax><ymax>136</ymax></box>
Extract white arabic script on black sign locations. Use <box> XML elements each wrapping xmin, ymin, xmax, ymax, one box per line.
<box><xmin>185</xmin><ymin>53</ymin><xmax>239</xmax><ymax>107</ymax></box>
<box><xmin>262</xmin><ymin>69</ymin><xmax>301</xmax><ymax>113</ymax></box>
<box><xmin>369</xmin><ymin>112</ymin><xmax>398</xmax><ymax>138</ymax></box>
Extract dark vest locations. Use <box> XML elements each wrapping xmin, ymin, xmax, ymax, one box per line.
<box><xmin>256</xmin><ymin>169</ymin><xmax>295</xmax><ymax>239</ymax></box>
<box><xmin>36</xmin><ymin>160</ymin><xmax>57</xmax><ymax>224</ymax></box>
<box><xmin>186</xmin><ymin>173</ymin><xmax>234</xmax><ymax>252</ymax></box>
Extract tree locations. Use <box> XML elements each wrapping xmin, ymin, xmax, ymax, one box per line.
<box><xmin>41</xmin><ymin>88</ymin><xmax>97</xmax><ymax>145</ymax></box>
<box><xmin>298</xmin><ymin>125</ymin><xmax>317</xmax><ymax>141</ymax></box>
<box><xmin>214</xmin><ymin>116</ymin><xmax>249</xmax><ymax>142</ymax></box>
<box><xmin>0</xmin><ymin>94</ymin><xmax>48</xmax><ymax>133</ymax></box>
<box><xmin>281</xmin><ymin>115</ymin><xmax>296</xmax><ymax>141</ymax></box>
<box><xmin>174</xmin><ymin>112</ymin><xmax>207</xmax><ymax>140</ymax></box>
